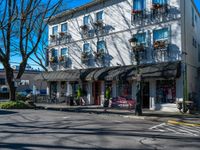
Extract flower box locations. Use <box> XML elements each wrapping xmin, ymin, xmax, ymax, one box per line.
<box><xmin>59</xmin><ymin>56</ymin><xmax>64</xmax><ymax>62</ymax></box>
<box><xmin>131</xmin><ymin>10</ymin><xmax>142</xmax><ymax>14</ymax></box>
<box><xmin>50</xmin><ymin>35</ymin><xmax>56</xmax><ymax>39</ymax></box>
<box><xmin>59</xmin><ymin>32</ymin><xmax>65</xmax><ymax>36</ymax></box>
<box><xmin>49</xmin><ymin>57</ymin><xmax>55</xmax><ymax>62</ymax></box>
<box><xmin>152</xmin><ymin>3</ymin><xmax>167</xmax><ymax>10</ymax></box>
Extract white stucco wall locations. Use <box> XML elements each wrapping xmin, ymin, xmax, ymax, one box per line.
<box><xmin>47</xmin><ymin>0</ymin><xmax>182</xmax><ymax>71</ymax></box>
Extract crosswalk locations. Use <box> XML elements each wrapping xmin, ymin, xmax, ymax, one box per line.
<box><xmin>149</xmin><ymin>123</ymin><xmax>200</xmax><ymax>137</ymax></box>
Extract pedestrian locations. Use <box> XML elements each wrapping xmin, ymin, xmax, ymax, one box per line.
<box><xmin>104</xmin><ymin>87</ymin><xmax>112</xmax><ymax>112</ymax></box>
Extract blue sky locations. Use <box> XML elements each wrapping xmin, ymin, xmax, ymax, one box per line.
<box><xmin>1</xmin><ymin>0</ymin><xmax>200</xmax><ymax>70</ymax></box>
<box><xmin>194</xmin><ymin>0</ymin><xmax>200</xmax><ymax>11</ymax></box>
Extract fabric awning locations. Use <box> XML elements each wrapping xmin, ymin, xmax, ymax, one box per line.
<box><xmin>34</xmin><ymin>61</ymin><xmax>181</xmax><ymax>82</ymax></box>
<box><xmin>34</xmin><ymin>69</ymin><xmax>81</xmax><ymax>81</ymax></box>
<box><xmin>127</xmin><ymin>61</ymin><xmax>181</xmax><ymax>80</ymax></box>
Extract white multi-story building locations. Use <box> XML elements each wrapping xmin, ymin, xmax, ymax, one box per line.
<box><xmin>36</xmin><ymin>0</ymin><xmax>200</xmax><ymax>112</ymax></box>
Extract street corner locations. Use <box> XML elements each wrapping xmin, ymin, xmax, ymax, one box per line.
<box><xmin>167</xmin><ymin>120</ymin><xmax>200</xmax><ymax>127</ymax></box>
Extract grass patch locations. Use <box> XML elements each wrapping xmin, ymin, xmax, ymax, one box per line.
<box><xmin>0</xmin><ymin>101</ymin><xmax>31</xmax><ymax>109</ymax></box>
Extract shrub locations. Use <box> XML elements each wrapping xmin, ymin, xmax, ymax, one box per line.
<box><xmin>0</xmin><ymin>101</ymin><xmax>31</xmax><ymax>109</ymax></box>
<box><xmin>16</xmin><ymin>93</ymin><xmax>27</xmax><ymax>101</ymax></box>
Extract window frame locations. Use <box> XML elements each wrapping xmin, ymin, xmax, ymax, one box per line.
<box><xmin>61</xmin><ymin>23</ymin><xmax>68</xmax><ymax>33</ymax></box>
<box><xmin>96</xmin><ymin>10</ymin><xmax>104</xmax><ymax>21</ymax></box>
<box><xmin>52</xmin><ymin>25</ymin><xmax>58</xmax><ymax>35</ymax></box>
<box><xmin>61</xmin><ymin>48</ymin><xmax>69</xmax><ymax>57</ymax></box>
<box><xmin>83</xmin><ymin>15</ymin><xmax>90</xmax><ymax>25</ymax></box>
<box><xmin>97</xmin><ymin>40</ymin><xmax>106</xmax><ymax>53</ymax></box>
<box><xmin>153</xmin><ymin>28</ymin><xmax>169</xmax><ymax>42</ymax></box>
<box><xmin>83</xmin><ymin>43</ymin><xmax>91</xmax><ymax>53</ymax></box>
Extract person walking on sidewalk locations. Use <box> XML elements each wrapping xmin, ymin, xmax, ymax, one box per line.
<box><xmin>104</xmin><ymin>87</ymin><xmax>112</xmax><ymax>112</ymax></box>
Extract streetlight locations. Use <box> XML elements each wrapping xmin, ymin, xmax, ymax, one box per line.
<box><xmin>129</xmin><ymin>36</ymin><xmax>143</xmax><ymax>116</ymax></box>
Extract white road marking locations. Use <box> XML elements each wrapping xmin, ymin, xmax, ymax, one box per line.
<box><xmin>149</xmin><ymin>123</ymin><xmax>166</xmax><ymax>130</ymax></box>
<box><xmin>149</xmin><ymin>122</ymin><xmax>200</xmax><ymax>137</ymax></box>
<box><xmin>63</xmin><ymin>116</ymin><xmax>70</xmax><ymax>119</ymax></box>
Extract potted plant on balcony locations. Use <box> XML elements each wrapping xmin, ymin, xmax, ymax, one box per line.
<box><xmin>49</xmin><ymin>57</ymin><xmax>55</xmax><ymax>63</ymax></box>
<box><xmin>152</xmin><ymin>3</ymin><xmax>163</xmax><ymax>10</ymax></box>
<box><xmin>81</xmin><ymin>52</ymin><xmax>89</xmax><ymax>63</ymax></box>
<box><xmin>59</xmin><ymin>32</ymin><xmax>65</xmax><ymax>37</ymax></box>
<box><xmin>131</xmin><ymin>9</ymin><xmax>143</xmax><ymax>15</ymax></box>
<box><xmin>50</xmin><ymin>34</ymin><xmax>56</xmax><ymax>39</ymax></box>
<box><xmin>94</xmin><ymin>50</ymin><xmax>105</xmax><ymax>59</ymax></box>
<box><xmin>153</xmin><ymin>41</ymin><xmax>160</xmax><ymax>49</ymax></box>
<box><xmin>59</xmin><ymin>56</ymin><xmax>64</xmax><ymax>62</ymax></box>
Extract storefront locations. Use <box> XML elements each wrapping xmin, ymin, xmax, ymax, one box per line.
<box><xmin>35</xmin><ymin>61</ymin><xmax>181</xmax><ymax>111</ymax></box>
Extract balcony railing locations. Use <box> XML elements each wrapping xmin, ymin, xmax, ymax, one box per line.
<box><xmin>131</xmin><ymin>10</ymin><xmax>146</xmax><ymax>24</ymax></box>
<box><xmin>94</xmin><ymin>50</ymin><xmax>105</xmax><ymax>62</ymax></box>
<box><xmin>153</xmin><ymin>40</ymin><xmax>169</xmax><ymax>61</ymax></box>
<box><xmin>81</xmin><ymin>52</ymin><xmax>91</xmax><ymax>64</ymax></box>
<box><xmin>131</xmin><ymin>44</ymin><xmax>147</xmax><ymax>61</ymax></box>
<box><xmin>151</xmin><ymin>3</ymin><xmax>169</xmax><ymax>18</ymax></box>
<box><xmin>49</xmin><ymin>32</ymin><xmax>71</xmax><ymax>46</ymax></box>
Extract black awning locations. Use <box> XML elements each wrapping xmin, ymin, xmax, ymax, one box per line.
<box><xmin>84</xmin><ymin>68</ymin><xmax>100</xmax><ymax>81</ymax></box>
<box><xmin>34</xmin><ymin>69</ymin><xmax>81</xmax><ymax>81</ymax></box>
<box><xmin>34</xmin><ymin>61</ymin><xmax>181</xmax><ymax>82</ymax></box>
<box><xmin>127</xmin><ymin>61</ymin><xmax>181</xmax><ymax>80</ymax></box>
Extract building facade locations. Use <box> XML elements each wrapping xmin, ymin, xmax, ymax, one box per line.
<box><xmin>0</xmin><ymin>69</ymin><xmax>47</xmax><ymax>99</ymax></box>
<box><xmin>36</xmin><ymin>0</ymin><xmax>200</xmax><ymax>112</ymax></box>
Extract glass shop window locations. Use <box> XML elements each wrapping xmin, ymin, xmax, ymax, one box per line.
<box><xmin>156</xmin><ymin>80</ymin><xmax>176</xmax><ymax>104</ymax></box>
<box><xmin>117</xmin><ymin>81</ymin><xmax>132</xmax><ymax>98</ymax></box>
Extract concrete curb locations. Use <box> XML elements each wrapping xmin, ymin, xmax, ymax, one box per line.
<box><xmin>167</xmin><ymin>120</ymin><xmax>200</xmax><ymax>127</ymax></box>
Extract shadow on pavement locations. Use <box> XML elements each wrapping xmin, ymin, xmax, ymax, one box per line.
<box><xmin>0</xmin><ymin>110</ymin><xmax>17</xmax><ymax>115</ymax></box>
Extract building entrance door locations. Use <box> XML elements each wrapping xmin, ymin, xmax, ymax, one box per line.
<box><xmin>50</xmin><ymin>82</ymin><xmax>57</xmax><ymax>98</ymax></box>
<box><xmin>92</xmin><ymin>82</ymin><xmax>101</xmax><ymax>105</ymax></box>
<box><xmin>142</xmin><ymin>82</ymin><xmax>150</xmax><ymax>108</ymax></box>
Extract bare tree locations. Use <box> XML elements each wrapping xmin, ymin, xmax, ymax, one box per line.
<box><xmin>0</xmin><ymin>0</ymin><xmax>63</xmax><ymax>100</ymax></box>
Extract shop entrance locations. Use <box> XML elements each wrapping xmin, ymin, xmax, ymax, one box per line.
<box><xmin>50</xmin><ymin>82</ymin><xmax>57</xmax><ymax>99</ymax></box>
<box><xmin>92</xmin><ymin>82</ymin><xmax>101</xmax><ymax>105</ymax></box>
<box><xmin>142</xmin><ymin>82</ymin><xmax>150</xmax><ymax>108</ymax></box>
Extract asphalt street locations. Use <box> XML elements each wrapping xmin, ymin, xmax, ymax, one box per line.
<box><xmin>0</xmin><ymin>109</ymin><xmax>199</xmax><ymax>150</ymax></box>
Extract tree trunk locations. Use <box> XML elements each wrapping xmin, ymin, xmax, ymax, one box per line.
<box><xmin>9</xmin><ymin>82</ymin><xmax>16</xmax><ymax>101</ymax></box>
<box><xmin>5</xmin><ymin>66</ymin><xmax>16</xmax><ymax>101</ymax></box>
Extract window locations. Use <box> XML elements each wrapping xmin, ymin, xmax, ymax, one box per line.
<box><xmin>96</xmin><ymin>11</ymin><xmax>103</xmax><ymax>21</ymax></box>
<box><xmin>61</xmin><ymin>48</ymin><xmax>68</xmax><ymax>57</ymax></box>
<box><xmin>61</xmin><ymin>23</ymin><xmax>68</xmax><ymax>32</ymax></box>
<box><xmin>83</xmin><ymin>43</ymin><xmax>91</xmax><ymax>53</ymax></box>
<box><xmin>134</xmin><ymin>33</ymin><xmax>146</xmax><ymax>44</ymax></box>
<box><xmin>52</xmin><ymin>26</ymin><xmax>58</xmax><ymax>35</ymax></box>
<box><xmin>153</xmin><ymin>28</ymin><xmax>169</xmax><ymax>41</ymax></box>
<box><xmin>192</xmin><ymin>7</ymin><xmax>195</xmax><ymax>27</ymax></box>
<box><xmin>97</xmin><ymin>41</ymin><xmax>106</xmax><ymax>52</ymax></box>
<box><xmin>0</xmin><ymin>78</ymin><xmax>6</xmax><ymax>85</ymax></box>
<box><xmin>117</xmin><ymin>81</ymin><xmax>132</xmax><ymax>98</ymax></box>
<box><xmin>83</xmin><ymin>15</ymin><xmax>90</xmax><ymax>25</ymax></box>
<box><xmin>198</xmin><ymin>44</ymin><xmax>200</xmax><ymax>62</ymax></box>
<box><xmin>52</xmin><ymin>49</ymin><xmax>58</xmax><ymax>62</ymax></box>
<box><xmin>153</xmin><ymin>0</ymin><xmax>167</xmax><ymax>4</ymax></box>
<box><xmin>156</xmin><ymin>80</ymin><xmax>176</xmax><ymax>104</ymax></box>
<box><xmin>133</xmin><ymin>0</ymin><xmax>144</xmax><ymax>10</ymax></box>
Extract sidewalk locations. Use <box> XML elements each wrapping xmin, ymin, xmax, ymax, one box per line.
<box><xmin>35</xmin><ymin>103</ymin><xmax>200</xmax><ymax>123</ymax></box>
